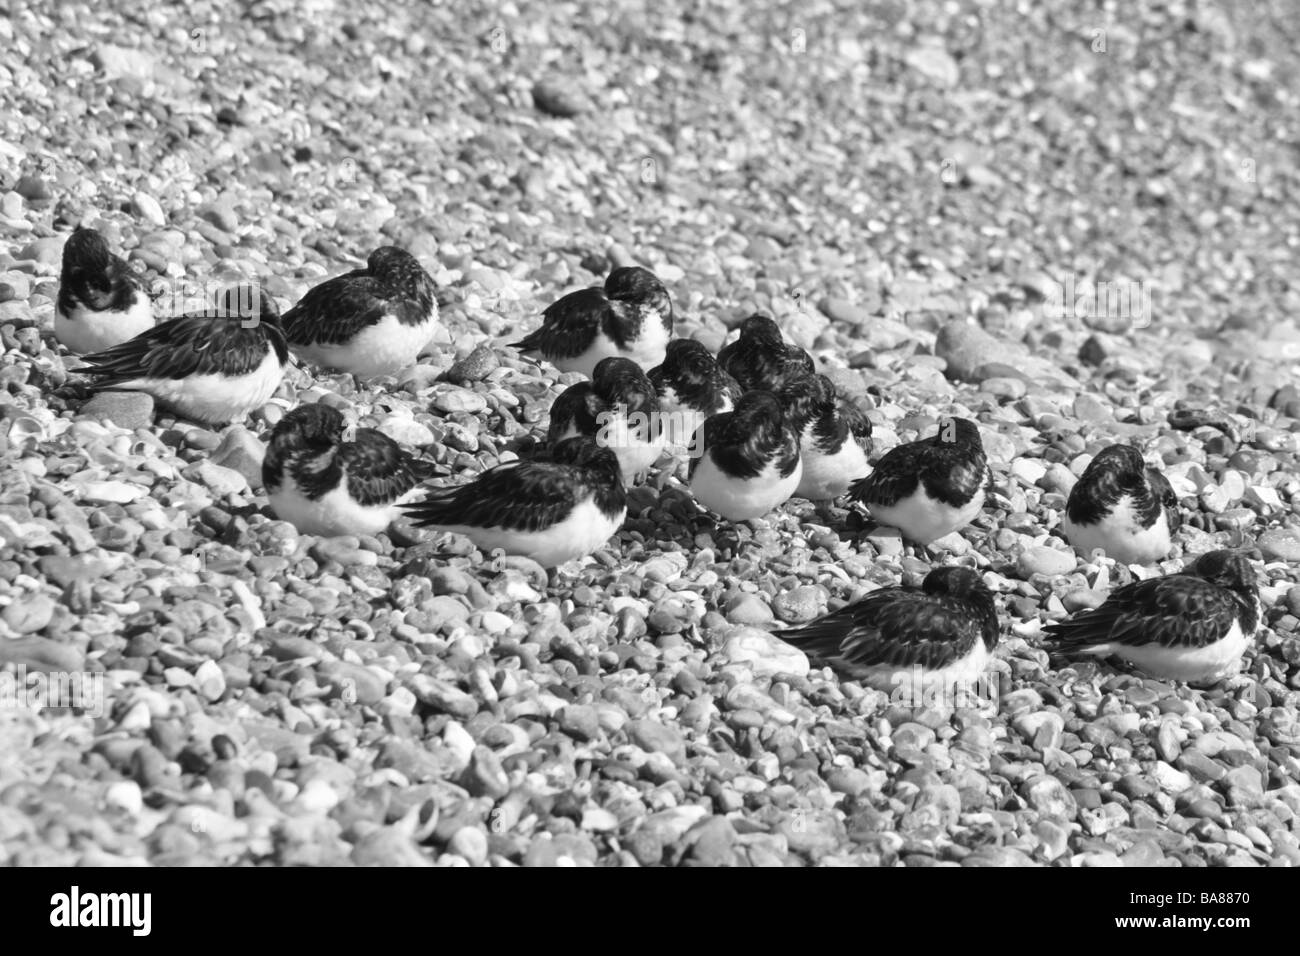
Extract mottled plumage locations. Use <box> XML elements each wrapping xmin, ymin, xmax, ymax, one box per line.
<box><xmin>55</xmin><ymin>226</ymin><xmax>154</xmax><ymax>354</ymax></box>
<box><xmin>1044</xmin><ymin>550</ymin><xmax>1259</xmax><ymax>683</ymax></box>
<box><xmin>689</xmin><ymin>390</ymin><xmax>802</xmax><ymax>521</ymax></box>
<box><xmin>780</xmin><ymin>373</ymin><xmax>873</xmax><ymax>501</ymax></box>
<box><xmin>77</xmin><ymin>285</ymin><xmax>287</xmax><ymax>424</ymax></box>
<box><xmin>1063</xmin><ymin>444</ymin><xmax>1179</xmax><ymax>565</ymax></box>
<box><xmin>401</xmin><ymin>437</ymin><xmax>627</xmax><ymax>567</ymax></box>
<box><xmin>263</xmin><ymin>403</ymin><xmax>432</xmax><ymax>536</ymax></box>
<box><xmin>849</xmin><ymin>417</ymin><xmax>990</xmax><ymax>544</ymax></box>
<box><xmin>283</xmin><ymin>246</ymin><xmax>438</xmax><ymax>378</ymax></box>
<box><xmin>512</xmin><ymin>266</ymin><xmax>673</xmax><ymax>376</ymax></box>
<box><xmin>647</xmin><ymin>338</ymin><xmax>742</xmax><ymax>457</ymax></box>
<box><xmin>716</xmin><ymin>314</ymin><xmax>815</xmax><ymax>393</ymax></box>
<box><xmin>779</xmin><ymin>567</ymin><xmax>1001</xmax><ymax>697</ymax></box>
<box><xmin>547</xmin><ymin>357</ymin><xmax>665</xmax><ymax>484</ymax></box>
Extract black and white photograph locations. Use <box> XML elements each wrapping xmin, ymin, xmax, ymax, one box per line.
<box><xmin>0</xmin><ymin>0</ymin><xmax>1292</xmax><ymax>922</ymax></box>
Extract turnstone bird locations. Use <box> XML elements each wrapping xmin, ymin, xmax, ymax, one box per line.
<box><xmin>546</xmin><ymin>357</ymin><xmax>666</xmax><ymax>485</ymax></box>
<box><xmin>78</xmin><ymin>285</ymin><xmax>287</xmax><ymax>425</ymax></box>
<box><xmin>716</xmin><ymin>313</ymin><xmax>814</xmax><ymax>393</ymax></box>
<box><xmin>1043</xmin><ymin>549</ymin><xmax>1258</xmax><ymax>683</ymax></box>
<box><xmin>779</xmin><ymin>372</ymin><xmax>873</xmax><ymax>501</ymax></box>
<box><xmin>689</xmin><ymin>390</ymin><xmax>802</xmax><ymax>521</ymax></box>
<box><xmin>283</xmin><ymin>246</ymin><xmax>438</xmax><ymax>379</ymax></box>
<box><xmin>263</xmin><ymin>403</ymin><xmax>432</xmax><ymax>537</ymax></box>
<box><xmin>848</xmin><ymin>416</ymin><xmax>990</xmax><ymax>545</ymax></box>
<box><xmin>510</xmin><ymin>266</ymin><xmax>674</xmax><ymax>377</ymax></box>
<box><xmin>778</xmin><ymin>566</ymin><xmax>1000</xmax><ymax>700</ymax></box>
<box><xmin>647</xmin><ymin>338</ymin><xmax>742</xmax><ymax>458</ymax></box>
<box><xmin>54</xmin><ymin>226</ymin><xmax>154</xmax><ymax>354</ymax></box>
<box><xmin>401</xmin><ymin>436</ymin><xmax>627</xmax><ymax>568</ymax></box>
<box><xmin>1061</xmin><ymin>443</ymin><xmax>1180</xmax><ymax>565</ymax></box>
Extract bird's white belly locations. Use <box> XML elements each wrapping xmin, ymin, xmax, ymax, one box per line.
<box><xmin>121</xmin><ymin>348</ymin><xmax>283</xmax><ymax>424</ymax></box>
<box><xmin>656</xmin><ymin>389</ymin><xmax>715</xmax><ymax>458</ymax></box>
<box><xmin>858</xmin><ymin>639</ymin><xmax>992</xmax><ymax>705</ymax></box>
<box><xmin>797</xmin><ymin>432</ymin><xmax>870</xmax><ymax>501</ymax></box>
<box><xmin>549</xmin><ymin>321</ymin><xmax>671</xmax><ymax>378</ymax></box>
<box><xmin>295</xmin><ymin>311</ymin><xmax>438</xmax><ymax>379</ymax></box>
<box><xmin>869</xmin><ymin>486</ymin><xmax>985</xmax><ymax>545</ymax></box>
<box><xmin>691</xmin><ymin>454</ymin><xmax>803</xmax><ymax>521</ymax></box>
<box><xmin>1084</xmin><ymin>621</ymin><xmax>1254</xmax><ymax>684</ymax></box>
<box><xmin>599</xmin><ymin>417</ymin><xmax>666</xmax><ymax>483</ymax></box>
<box><xmin>1063</xmin><ymin>498</ymin><xmax>1171</xmax><ymax>566</ymax></box>
<box><xmin>620</xmin><ymin>316</ymin><xmax>672</xmax><ymax>371</ymax></box>
<box><xmin>433</xmin><ymin>497</ymin><xmax>625</xmax><ymax>568</ymax></box>
<box><xmin>269</xmin><ymin>474</ymin><xmax>412</xmax><ymax>537</ymax></box>
<box><xmin>55</xmin><ymin>296</ymin><xmax>154</xmax><ymax>355</ymax></box>
<box><xmin>547</xmin><ymin>336</ymin><xmax>624</xmax><ymax>378</ymax></box>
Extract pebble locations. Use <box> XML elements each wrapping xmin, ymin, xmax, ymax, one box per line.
<box><xmin>558</xmin><ymin>705</ymin><xmax>602</xmax><ymax>741</ymax></box>
<box><xmin>131</xmin><ymin>191</ymin><xmax>166</xmax><ymax>226</ymax></box>
<box><xmin>865</xmin><ymin>528</ymin><xmax>903</xmax><ymax>555</ymax></box>
<box><xmin>772</xmin><ymin>585</ymin><xmax>823</xmax><ymax>624</ymax></box>
<box><xmin>210</xmin><ymin>427</ymin><xmax>265</xmax><ymax>489</ymax></box>
<box><xmin>720</xmin><ymin>628</ymin><xmax>810</xmax><ymax>678</ymax></box>
<box><xmin>2</xmin><ymin>594</ymin><xmax>56</xmax><ymax>634</ymax></box>
<box><xmin>821</xmin><ymin>764</ymin><xmax>874</xmax><ymax>796</ymax></box>
<box><xmin>0</xmin><ymin>636</ymin><xmax>83</xmax><ymax>672</ymax></box>
<box><xmin>1017</xmin><ymin>546</ymin><xmax>1076</xmax><ymax>577</ymax></box>
<box><xmin>725</xmin><ymin>593</ymin><xmax>774</xmax><ymax>626</ymax></box>
<box><xmin>1061</xmin><ymin>588</ymin><xmax>1106</xmax><ymax>612</ymax></box>
<box><xmin>79</xmin><ymin>391</ymin><xmax>155</xmax><ymax>430</ymax></box>
<box><xmin>1021</xmin><ymin>775</ymin><xmax>1077</xmax><ymax>818</ymax></box>
<box><xmin>1013</xmin><ymin>711</ymin><xmax>1065</xmax><ymax>751</ymax></box>
<box><xmin>104</xmin><ymin>781</ymin><xmax>144</xmax><ymax>816</ymax></box>
<box><xmin>378</xmin><ymin>415</ymin><xmax>436</xmax><ymax>447</ymax></box>
<box><xmin>448</xmin><ymin>826</ymin><xmax>489</xmax><ymax>866</ymax></box>
<box><xmin>1258</xmin><ymin>528</ymin><xmax>1300</xmax><ymax>563</ymax></box>
<box><xmin>628</xmin><ymin>720</ymin><xmax>686</xmax><ymax>764</ymax></box>
<box><xmin>532</xmin><ymin>77</ymin><xmax>587</xmax><ymax>117</ymax></box>
<box><xmin>194</xmin><ymin>660</ymin><xmax>226</xmax><ymax>702</ymax></box>
<box><xmin>432</xmin><ymin>389</ymin><xmax>488</xmax><ymax>415</ymax></box>
<box><xmin>904</xmin><ymin>42</ymin><xmax>960</xmax><ymax>88</ymax></box>
<box><xmin>187</xmin><ymin>460</ymin><xmax>249</xmax><ymax>497</ymax></box>
<box><xmin>319</xmin><ymin>661</ymin><xmax>387</xmax><ymax>706</ymax></box>
<box><xmin>444</xmin><ymin>344</ymin><xmax>499</xmax><ymax>384</ymax></box>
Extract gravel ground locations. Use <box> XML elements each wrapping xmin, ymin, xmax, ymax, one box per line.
<box><xmin>2</xmin><ymin>0</ymin><xmax>1300</xmax><ymax>866</ymax></box>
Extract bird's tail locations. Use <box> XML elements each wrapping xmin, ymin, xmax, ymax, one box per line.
<box><xmin>773</xmin><ymin>618</ymin><xmax>845</xmax><ymax>660</ymax></box>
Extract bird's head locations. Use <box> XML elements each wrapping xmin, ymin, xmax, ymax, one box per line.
<box><xmin>62</xmin><ymin>226</ymin><xmax>111</xmax><ymax>274</ymax></box>
<box><xmin>660</xmin><ymin>338</ymin><xmax>713</xmax><ymax>380</ymax></box>
<box><xmin>1190</xmin><ymin>549</ymin><xmax>1257</xmax><ymax>593</ymax></box>
<box><xmin>777</xmin><ymin>372</ymin><xmax>834</xmax><ymax>430</ymax></box>
<box><xmin>921</xmin><ymin>565</ymin><xmax>993</xmax><ymax>599</ymax></box>
<box><xmin>367</xmin><ymin>246</ymin><xmax>431</xmax><ymax>296</ymax></box>
<box><xmin>936</xmin><ymin>416</ymin><xmax>982</xmax><ymax>448</ymax></box>
<box><xmin>273</xmin><ymin>402</ymin><xmax>346</xmax><ymax>453</ymax></box>
<box><xmin>215</xmin><ymin>284</ymin><xmax>280</xmax><ymax>327</ymax></box>
<box><xmin>605</xmin><ymin>266</ymin><xmax>670</xmax><ymax>315</ymax></box>
<box><xmin>737</xmin><ymin>313</ymin><xmax>784</xmax><ymax>348</ymax></box>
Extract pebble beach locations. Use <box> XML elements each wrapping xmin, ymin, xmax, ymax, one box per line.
<box><xmin>1</xmin><ymin>0</ymin><xmax>1299</xmax><ymax>866</ymax></box>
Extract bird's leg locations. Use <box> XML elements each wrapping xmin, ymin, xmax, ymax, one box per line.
<box><xmin>811</xmin><ymin>499</ymin><xmax>838</xmax><ymax>526</ymax></box>
<box><xmin>905</xmin><ymin>539</ymin><xmax>938</xmax><ymax>563</ymax></box>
